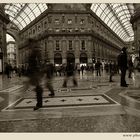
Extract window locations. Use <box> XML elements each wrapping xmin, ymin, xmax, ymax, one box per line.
<box><xmin>29</xmin><ymin>31</ymin><xmax>31</xmax><ymax>37</ymax></box>
<box><xmin>62</xmin><ymin>16</ymin><xmax>65</xmax><ymax>23</ymax></box>
<box><xmin>56</xmin><ymin>40</ymin><xmax>60</xmax><ymax>50</ymax></box>
<box><xmin>80</xmin><ymin>28</ymin><xmax>85</xmax><ymax>32</ymax></box>
<box><xmin>55</xmin><ymin>28</ymin><xmax>60</xmax><ymax>32</ymax></box>
<box><xmin>69</xmin><ymin>41</ymin><xmax>73</xmax><ymax>50</ymax></box>
<box><xmin>75</xmin><ymin>16</ymin><xmax>77</xmax><ymax>23</ymax></box>
<box><xmin>67</xmin><ymin>28</ymin><xmax>73</xmax><ymax>32</ymax></box>
<box><xmin>68</xmin><ymin>19</ymin><xmax>72</xmax><ymax>24</ymax></box>
<box><xmin>81</xmin><ymin>40</ymin><xmax>85</xmax><ymax>50</ymax></box>
<box><xmin>38</xmin><ymin>25</ymin><xmax>41</xmax><ymax>31</ymax></box>
<box><xmin>33</xmin><ymin>29</ymin><xmax>35</xmax><ymax>34</ymax></box>
<box><xmin>44</xmin><ymin>21</ymin><xmax>47</xmax><ymax>28</ymax></box>
<box><xmin>48</xmin><ymin>28</ymin><xmax>53</xmax><ymax>32</ymax></box>
<box><xmin>48</xmin><ymin>16</ymin><xmax>52</xmax><ymax>23</ymax></box>
<box><xmin>80</xmin><ymin>19</ymin><xmax>84</xmax><ymax>24</ymax></box>
<box><xmin>62</xmin><ymin>28</ymin><xmax>66</xmax><ymax>32</ymax></box>
<box><xmin>55</xmin><ymin>19</ymin><xmax>60</xmax><ymax>25</ymax></box>
<box><xmin>75</xmin><ymin>28</ymin><xmax>79</xmax><ymax>32</ymax></box>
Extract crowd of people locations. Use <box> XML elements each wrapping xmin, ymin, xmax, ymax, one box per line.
<box><xmin>4</xmin><ymin>38</ymin><xmax>138</xmax><ymax>110</ymax></box>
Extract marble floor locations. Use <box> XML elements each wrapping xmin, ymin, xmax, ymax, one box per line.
<box><xmin>0</xmin><ymin>70</ymin><xmax>140</xmax><ymax>132</ymax></box>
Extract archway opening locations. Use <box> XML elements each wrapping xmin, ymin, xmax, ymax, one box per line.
<box><xmin>80</xmin><ymin>53</ymin><xmax>87</xmax><ymax>66</ymax></box>
<box><xmin>6</xmin><ymin>34</ymin><xmax>17</xmax><ymax>67</ymax></box>
<box><xmin>54</xmin><ymin>53</ymin><xmax>62</xmax><ymax>66</ymax></box>
<box><xmin>67</xmin><ymin>53</ymin><xmax>75</xmax><ymax>64</ymax></box>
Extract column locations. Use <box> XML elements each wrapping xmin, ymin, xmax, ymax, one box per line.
<box><xmin>74</xmin><ymin>38</ymin><xmax>80</xmax><ymax>64</ymax></box>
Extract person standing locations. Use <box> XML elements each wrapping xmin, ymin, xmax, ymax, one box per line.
<box><xmin>81</xmin><ymin>65</ymin><xmax>84</xmax><ymax>76</ymax></box>
<box><xmin>95</xmin><ymin>59</ymin><xmax>102</xmax><ymax>76</ymax></box>
<box><xmin>117</xmin><ymin>47</ymin><xmax>128</xmax><ymax>87</ymax></box>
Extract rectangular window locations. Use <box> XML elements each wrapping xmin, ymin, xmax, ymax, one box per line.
<box><xmin>69</xmin><ymin>40</ymin><xmax>73</xmax><ymax>50</ymax></box>
<box><xmin>80</xmin><ymin>19</ymin><xmax>84</xmax><ymax>24</ymax></box>
<box><xmin>81</xmin><ymin>40</ymin><xmax>85</xmax><ymax>50</ymax></box>
<box><xmin>80</xmin><ymin>28</ymin><xmax>85</xmax><ymax>32</ymax></box>
<box><xmin>67</xmin><ymin>28</ymin><xmax>73</xmax><ymax>32</ymax></box>
<box><xmin>55</xmin><ymin>28</ymin><xmax>60</xmax><ymax>32</ymax></box>
<box><xmin>62</xmin><ymin>28</ymin><xmax>66</xmax><ymax>32</ymax></box>
<box><xmin>56</xmin><ymin>40</ymin><xmax>60</xmax><ymax>50</ymax></box>
<box><xmin>48</xmin><ymin>16</ymin><xmax>52</xmax><ymax>23</ymax></box>
<box><xmin>62</xmin><ymin>16</ymin><xmax>65</xmax><ymax>23</ymax></box>
<box><xmin>44</xmin><ymin>21</ymin><xmax>47</xmax><ymax>28</ymax></box>
<box><xmin>33</xmin><ymin>29</ymin><xmax>35</xmax><ymax>34</ymax></box>
<box><xmin>38</xmin><ymin>25</ymin><xmax>41</xmax><ymax>31</ymax></box>
<box><xmin>68</xmin><ymin>19</ymin><xmax>72</xmax><ymax>24</ymax></box>
<box><xmin>75</xmin><ymin>15</ymin><xmax>77</xmax><ymax>23</ymax></box>
<box><xmin>55</xmin><ymin>19</ymin><xmax>60</xmax><ymax>25</ymax></box>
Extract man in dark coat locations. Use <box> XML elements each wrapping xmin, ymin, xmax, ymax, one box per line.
<box><xmin>95</xmin><ymin>59</ymin><xmax>102</xmax><ymax>76</ymax></box>
<box><xmin>118</xmin><ymin>47</ymin><xmax>128</xmax><ymax>87</ymax></box>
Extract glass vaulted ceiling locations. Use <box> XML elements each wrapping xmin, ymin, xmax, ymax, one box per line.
<box><xmin>4</xmin><ymin>3</ymin><xmax>134</xmax><ymax>42</ymax></box>
<box><xmin>4</xmin><ymin>3</ymin><xmax>48</xmax><ymax>30</ymax></box>
<box><xmin>91</xmin><ymin>3</ymin><xmax>134</xmax><ymax>42</ymax></box>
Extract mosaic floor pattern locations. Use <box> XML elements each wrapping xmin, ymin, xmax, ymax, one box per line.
<box><xmin>0</xmin><ymin>85</ymin><xmax>24</xmax><ymax>93</ymax></box>
<box><xmin>4</xmin><ymin>94</ymin><xmax>119</xmax><ymax>110</ymax></box>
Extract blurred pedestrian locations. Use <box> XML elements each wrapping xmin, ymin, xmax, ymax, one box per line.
<box><xmin>44</xmin><ymin>60</ymin><xmax>55</xmax><ymax>97</ymax></box>
<box><xmin>62</xmin><ymin>62</ymin><xmax>78</xmax><ymax>87</ymax></box>
<box><xmin>27</xmin><ymin>38</ymin><xmax>44</xmax><ymax>111</ymax></box>
<box><xmin>5</xmin><ymin>63</ymin><xmax>12</xmax><ymax>78</ymax></box>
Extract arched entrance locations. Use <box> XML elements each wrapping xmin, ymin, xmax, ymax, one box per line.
<box><xmin>6</xmin><ymin>34</ymin><xmax>17</xmax><ymax>67</ymax></box>
<box><xmin>54</xmin><ymin>53</ymin><xmax>62</xmax><ymax>65</ymax></box>
<box><xmin>80</xmin><ymin>53</ymin><xmax>87</xmax><ymax>64</ymax></box>
<box><xmin>67</xmin><ymin>53</ymin><xmax>75</xmax><ymax>64</ymax></box>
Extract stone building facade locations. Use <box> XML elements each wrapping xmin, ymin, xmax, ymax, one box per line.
<box><xmin>7</xmin><ymin>41</ymin><xmax>17</xmax><ymax>67</ymax></box>
<box><xmin>0</xmin><ymin>4</ymin><xmax>10</xmax><ymax>73</ymax></box>
<box><xmin>131</xmin><ymin>4</ymin><xmax>140</xmax><ymax>60</ymax></box>
<box><xmin>18</xmin><ymin>4</ymin><xmax>125</xmax><ymax>66</ymax></box>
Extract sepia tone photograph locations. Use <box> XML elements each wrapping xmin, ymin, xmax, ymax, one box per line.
<box><xmin>0</xmin><ymin>2</ymin><xmax>140</xmax><ymax>135</ymax></box>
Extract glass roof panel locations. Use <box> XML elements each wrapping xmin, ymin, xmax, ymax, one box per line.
<box><xmin>91</xmin><ymin>3</ymin><xmax>134</xmax><ymax>42</ymax></box>
<box><xmin>4</xmin><ymin>3</ymin><xmax>48</xmax><ymax>30</ymax></box>
<box><xmin>28</xmin><ymin>12</ymin><xmax>35</xmax><ymax>21</ymax></box>
<box><xmin>24</xmin><ymin>6</ymin><xmax>31</xmax><ymax>14</ymax></box>
<box><xmin>24</xmin><ymin>17</ymin><xmax>31</xmax><ymax>25</ymax></box>
<box><xmin>4</xmin><ymin>3</ymin><xmax>134</xmax><ymax>42</ymax></box>
<box><xmin>28</xmin><ymin>3</ymin><xmax>37</xmax><ymax>10</ymax></box>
